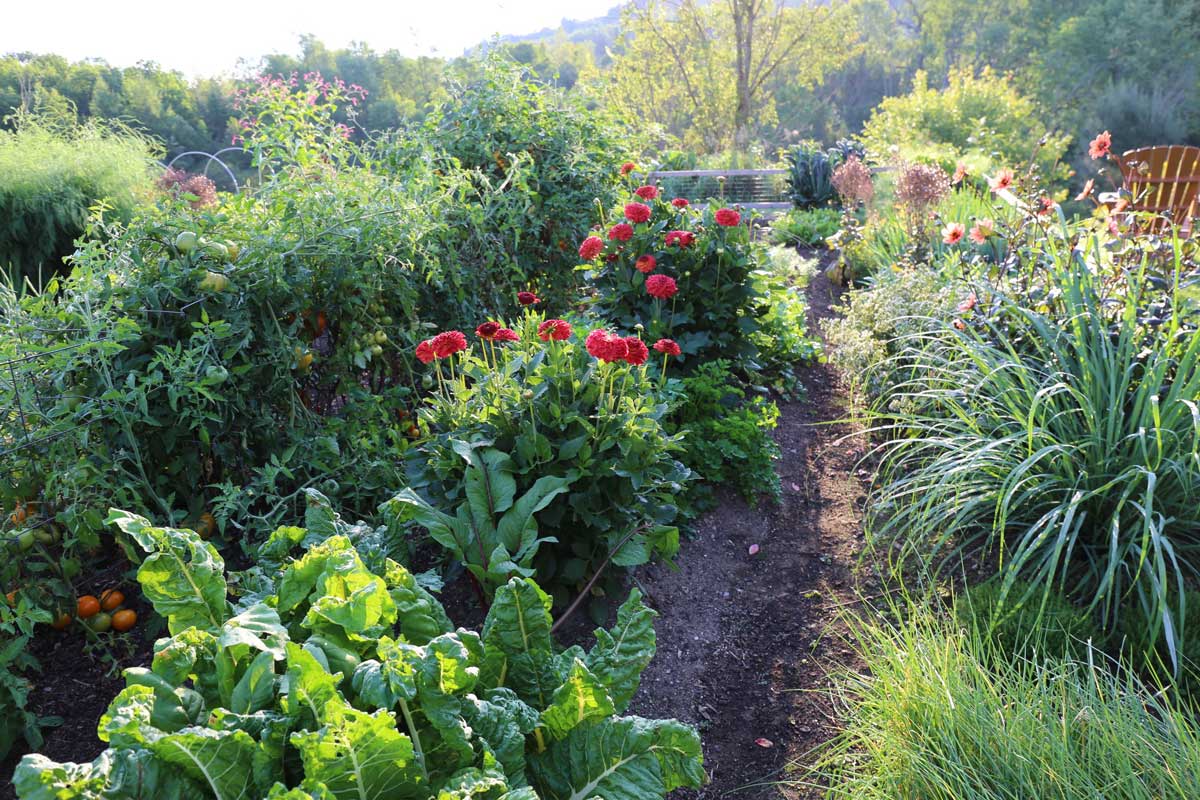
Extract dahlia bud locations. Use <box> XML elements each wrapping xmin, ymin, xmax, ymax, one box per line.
<box><xmin>522</xmin><ymin>389</ymin><xmax>534</xmax><ymax>400</ymax></box>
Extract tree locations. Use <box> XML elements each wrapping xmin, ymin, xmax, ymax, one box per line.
<box><xmin>609</xmin><ymin>0</ymin><xmax>858</xmax><ymax>153</ymax></box>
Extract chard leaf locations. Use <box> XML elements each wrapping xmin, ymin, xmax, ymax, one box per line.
<box><xmin>540</xmin><ymin>659</ymin><xmax>616</xmax><ymax>740</ymax></box>
<box><xmin>265</xmin><ymin>781</ymin><xmax>337</xmax><ymax>799</ymax></box>
<box><xmin>384</xmin><ymin>488</ymin><xmax>469</xmax><ymax>558</ymax></box>
<box><xmin>98</xmin><ymin>685</ymin><xmax>162</xmax><ymax>748</ymax></box>
<box><xmin>290</xmin><ymin>701</ymin><xmax>422</xmax><ymax>800</ymax></box>
<box><xmin>149</xmin><ymin>726</ymin><xmax>258</xmax><ymax>800</ymax></box>
<box><xmin>460</xmin><ymin>689</ymin><xmax>539</xmax><ymax>784</ymax></box>
<box><xmin>107</xmin><ymin>509</ymin><xmax>229</xmax><ymax>634</ymax></box>
<box><xmin>414</xmin><ymin>634</ymin><xmax>482</xmax><ymax>768</ymax></box>
<box><xmin>529</xmin><ymin>717</ymin><xmax>705</xmax><ymax>800</ymax></box>
<box><xmin>230</xmin><ymin>649</ymin><xmax>279</xmax><ymax>715</ymax></box>
<box><xmin>458</xmin><ymin>445</ymin><xmax>518</xmax><ymax>522</ymax></box>
<box><xmin>495</xmin><ymin>475</ymin><xmax>570</xmax><ymax>555</ymax></box>
<box><xmin>436</xmin><ymin>764</ymin><xmax>511</xmax><ymax>798</ymax></box>
<box><xmin>282</xmin><ymin>642</ymin><xmax>342</xmax><ymax>724</ymax></box>
<box><xmin>584</xmin><ymin>588</ymin><xmax>657</xmax><ymax>712</ymax></box>
<box><xmin>383</xmin><ymin>560</ymin><xmax>453</xmax><ymax>646</ymax></box>
<box><xmin>219</xmin><ymin>603</ymin><xmax>289</xmax><ymax>661</ymax></box>
<box><xmin>480</xmin><ymin>579</ymin><xmax>560</xmax><ymax>708</ymax></box>
<box><xmin>14</xmin><ymin>749</ymin><xmax>205</xmax><ymax>800</ymax></box>
<box><xmin>352</xmin><ymin>637</ymin><xmax>421</xmax><ymax>709</ymax></box>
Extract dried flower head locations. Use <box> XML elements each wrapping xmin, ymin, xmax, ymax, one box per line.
<box><xmin>895</xmin><ymin>163</ymin><xmax>951</xmax><ymax>214</ymax></box>
<box><xmin>831</xmin><ymin>156</ymin><xmax>874</xmax><ymax>205</ymax></box>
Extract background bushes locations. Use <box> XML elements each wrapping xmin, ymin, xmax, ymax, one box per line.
<box><xmin>0</xmin><ymin>114</ymin><xmax>158</xmax><ymax>286</ymax></box>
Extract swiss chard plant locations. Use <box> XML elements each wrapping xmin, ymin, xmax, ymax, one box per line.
<box><xmin>13</xmin><ymin>499</ymin><xmax>704</xmax><ymax>800</ymax></box>
<box><xmin>385</xmin><ymin>442</ymin><xmax>571</xmax><ymax>599</ymax></box>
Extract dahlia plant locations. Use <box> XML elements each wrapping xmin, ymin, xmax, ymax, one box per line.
<box><xmin>406</xmin><ymin>308</ymin><xmax>691</xmax><ymax>613</ymax></box>
<box><xmin>580</xmin><ymin>189</ymin><xmax>770</xmax><ymax>365</ymax></box>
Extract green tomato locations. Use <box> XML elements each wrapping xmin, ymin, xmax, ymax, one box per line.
<box><xmin>224</xmin><ymin>241</ymin><xmax>240</xmax><ymax>261</ymax></box>
<box><xmin>421</xmin><ymin>374</ymin><xmax>434</xmax><ymax>389</ymax></box>
<box><xmin>381</xmin><ymin>316</ymin><xmax>393</xmax><ymax>325</ymax></box>
<box><xmin>205</xmin><ymin>365</ymin><xmax>229</xmax><ymax>385</ymax></box>
<box><xmin>87</xmin><ymin>612</ymin><xmax>112</xmax><ymax>633</ymax></box>
<box><xmin>205</xmin><ymin>242</ymin><xmax>229</xmax><ymax>261</ymax></box>
<box><xmin>373</xmin><ymin>331</ymin><xmax>388</xmax><ymax>344</ymax></box>
<box><xmin>371</xmin><ymin>344</ymin><xmax>384</xmax><ymax>356</ymax></box>
<box><xmin>34</xmin><ymin>525</ymin><xmax>61</xmax><ymax>545</ymax></box>
<box><xmin>174</xmin><ymin>231</ymin><xmax>199</xmax><ymax>253</ymax></box>
<box><xmin>16</xmin><ymin>530</ymin><xmax>35</xmax><ymax>552</ymax></box>
<box><xmin>199</xmin><ymin>271</ymin><xmax>230</xmax><ymax>292</ymax></box>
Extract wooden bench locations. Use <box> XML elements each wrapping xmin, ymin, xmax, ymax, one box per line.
<box><xmin>1115</xmin><ymin>145</ymin><xmax>1200</xmax><ymax>235</ymax></box>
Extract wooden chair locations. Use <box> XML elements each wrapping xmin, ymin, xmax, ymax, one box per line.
<box><xmin>1115</xmin><ymin>145</ymin><xmax>1200</xmax><ymax>235</ymax></box>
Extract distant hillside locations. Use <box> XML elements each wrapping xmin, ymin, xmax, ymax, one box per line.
<box><xmin>476</xmin><ymin>4</ymin><xmax>628</xmax><ymax>62</ymax></box>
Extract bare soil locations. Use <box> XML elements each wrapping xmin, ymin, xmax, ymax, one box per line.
<box><xmin>623</xmin><ymin>266</ymin><xmax>874</xmax><ymax>798</ymax></box>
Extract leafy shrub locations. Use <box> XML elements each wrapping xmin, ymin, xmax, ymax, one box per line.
<box><xmin>404</xmin><ymin>313</ymin><xmax>691</xmax><ymax>610</ymax></box>
<box><xmin>812</xmin><ymin>604</ymin><xmax>1200</xmax><ymax>799</ymax></box>
<box><xmin>411</xmin><ymin>55</ymin><xmax>635</xmax><ymax>312</ymax></box>
<box><xmin>0</xmin><ymin>590</ymin><xmax>54</xmax><ymax>761</ymax></box>
<box><xmin>769</xmin><ymin>207</ymin><xmax>841</xmax><ymax>246</ymax></box>
<box><xmin>822</xmin><ymin>267</ymin><xmax>958</xmax><ymax>398</ymax></box>
<box><xmin>667</xmin><ymin>360</ymin><xmax>781</xmax><ymax>511</ymax></box>
<box><xmin>867</xmin><ymin>257</ymin><xmax>1200</xmax><ymax>669</ymax></box>
<box><xmin>861</xmin><ymin>67</ymin><xmax>1071</xmax><ymax>184</ymax></box>
<box><xmin>0</xmin><ymin>113</ymin><xmax>158</xmax><ymax>285</ymax></box>
<box><xmin>784</xmin><ymin>139</ymin><xmax>864</xmax><ymax>209</ymax></box>
<box><xmin>13</xmin><ymin>504</ymin><xmax>706</xmax><ymax>799</ymax></box>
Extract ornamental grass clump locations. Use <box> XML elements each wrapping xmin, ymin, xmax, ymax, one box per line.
<box><xmin>808</xmin><ymin>601</ymin><xmax>1200</xmax><ymax>800</ymax></box>
<box><xmin>867</xmin><ymin>247</ymin><xmax>1200</xmax><ymax>671</ymax></box>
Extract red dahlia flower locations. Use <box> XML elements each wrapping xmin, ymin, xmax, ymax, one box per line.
<box><xmin>635</xmin><ymin>254</ymin><xmax>657</xmax><ymax>273</ymax></box>
<box><xmin>625</xmin><ymin>202</ymin><xmax>652</xmax><ymax>223</ymax></box>
<box><xmin>608</xmin><ymin>223</ymin><xmax>634</xmax><ymax>242</ymax></box>
<box><xmin>714</xmin><ymin>208</ymin><xmax>741</xmax><ymax>227</ymax></box>
<box><xmin>537</xmin><ymin>319</ymin><xmax>572</xmax><ymax>341</ymax></box>
<box><xmin>585</xmin><ymin>329</ymin><xmax>628</xmax><ymax>362</ymax></box>
<box><xmin>635</xmin><ymin>185</ymin><xmax>659</xmax><ymax>200</ymax></box>
<box><xmin>671</xmin><ymin>197</ymin><xmax>689</xmax><ymax>208</ymax></box>
<box><xmin>623</xmin><ymin>336</ymin><xmax>649</xmax><ymax>366</ymax></box>
<box><xmin>968</xmin><ymin>219</ymin><xmax>994</xmax><ymax>245</ymax></box>
<box><xmin>475</xmin><ymin>321</ymin><xmax>501</xmax><ymax>340</ymax></box>
<box><xmin>653</xmin><ymin>338</ymin><xmax>681</xmax><ymax>356</ymax></box>
<box><xmin>495</xmin><ymin>328</ymin><xmax>519</xmax><ymax>343</ymax></box>
<box><xmin>1036</xmin><ymin>196</ymin><xmax>1057</xmax><ymax>216</ymax></box>
<box><xmin>646</xmin><ymin>274</ymin><xmax>678</xmax><ymax>300</ymax></box>
<box><xmin>620</xmin><ymin>161</ymin><xmax>637</xmax><ymax>175</ymax></box>
<box><xmin>579</xmin><ymin>236</ymin><xmax>604</xmax><ymax>260</ymax></box>
<box><xmin>1089</xmin><ymin>131</ymin><xmax>1112</xmax><ymax>160</ymax></box>
<box><xmin>517</xmin><ymin>291</ymin><xmax>539</xmax><ymax>306</ymax></box>
<box><xmin>415</xmin><ymin>339</ymin><xmax>436</xmax><ymax>364</ymax></box>
<box><xmin>665</xmin><ymin>230</ymin><xmax>695</xmax><ymax>248</ymax></box>
<box><xmin>432</xmin><ymin>330</ymin><xmax>468</xmax><ymax>358</ymax></box>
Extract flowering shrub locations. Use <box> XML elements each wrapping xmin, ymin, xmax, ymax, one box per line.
<box><xmin>156</xmin><ymin>167</ymin><xmax>217</xmax><ymax>209</ymax></box>
<box><xmin>580</xmin><ymin>191</ymin><xmax>771</xmax><ymax>364</ymax></box>
<box><xmin>406</xmin><ymin>312</ymin><xmax>691</xmax><ymax>611</ymax></box>
<box><xmin>232</xmin><ymin>71</ymin><xmax>365</xmax><ymax>169</ymax></box>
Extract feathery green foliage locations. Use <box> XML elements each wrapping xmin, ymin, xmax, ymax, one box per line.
<box><xmin>0</xmin><ymin>114</ymin><xmax>158</xmax><ymax>286</ymax></box>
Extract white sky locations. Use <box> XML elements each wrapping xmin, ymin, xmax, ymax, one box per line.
<box><xmin>2</xmin><ymin>1</ymin><xmax>618</xmax><ymax>78</ymax></box>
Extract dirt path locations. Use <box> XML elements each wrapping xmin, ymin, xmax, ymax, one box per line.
<box><xmin>628</xmin><ymin>270</ymin><xmax>872</xmax><ymax>799</ymax></box>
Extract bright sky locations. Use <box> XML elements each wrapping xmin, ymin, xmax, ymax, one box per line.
<box><xmin>3</xmin><ymin>0</ymin><xmax>618</xmax><ymax>78</ymax></box>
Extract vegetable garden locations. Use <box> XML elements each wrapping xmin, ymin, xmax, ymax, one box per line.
<box><xmin>6</xmin><ymin>43</ymin><xmax>1200</xmax><ymax>800</ymax></box>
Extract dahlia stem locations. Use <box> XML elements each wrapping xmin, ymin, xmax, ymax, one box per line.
<box><xmin>660</xmin><ymin>353</ymin><xmax>669</xmax><ymax>386</ymax></box>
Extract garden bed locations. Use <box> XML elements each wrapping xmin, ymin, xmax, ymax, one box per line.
<box><xmin>1</xmin><ymin>260</ymin><xmax>867</xmax><ymax>800</ymax></box>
